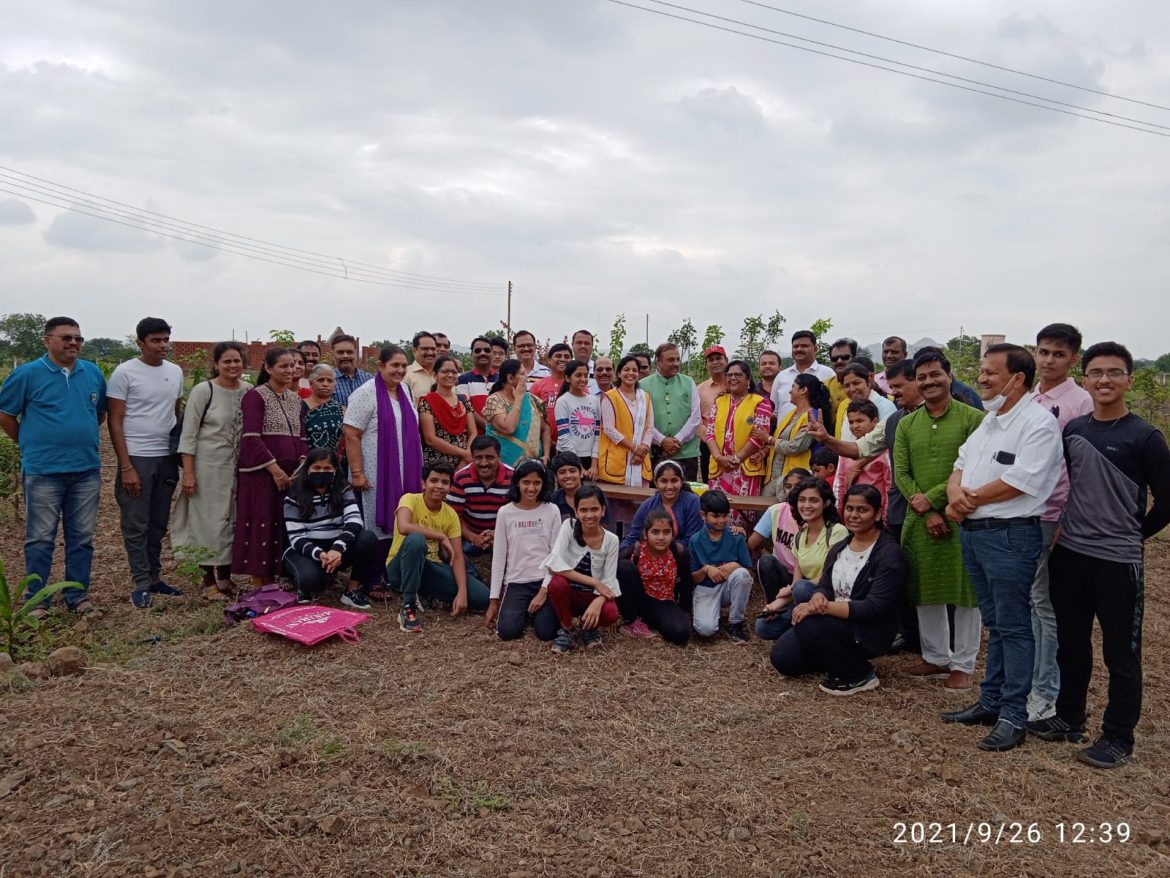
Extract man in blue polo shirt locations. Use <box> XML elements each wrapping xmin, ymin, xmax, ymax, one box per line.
<box><xmin>0</xmin><ymin>317</ymin><xmax>107</xmax><ymax>616</ymax></box>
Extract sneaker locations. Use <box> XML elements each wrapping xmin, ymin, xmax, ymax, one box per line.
<box><xmin>1076</xmin><ymin>736</ymin><xmax>1132</xmax><ymax>769</ymax></box>
<box><xmin>581</xmin><ymin>628</ymin><xmax>603</xmax><ymax>648</ymax></box>
<box><xmin>551</xmin><ymin>626</ymin><xmax>575</xmax><ymax>653</ymax></box>
<box><xmin>398</xmin><ymin>603</ymin><xmax>422</xmax><ymax>634</ymax></box>
<box><xmin>148</xmin><ymin>581</ymin><xmax>184</xmax><ymax>597</ymax></box>
<box><xmin>727</xmin><ymin>621</ymin><xmax>750</xmax><ymax>643</ymax></box>
<box><xmin>620</xmin><ymin>618</ymin><xmax>655</xmax><ymax>639</ymax></box>
<box><xmin>341</xmin><ymin>590</ymin><xmax>372</xmax><ymax>610</ymax></box>
<box><xmin>1026</xmin><ymin>716</ymin><xmax>1087</xmax><ymax>743</ymax></box>
<box><xmin>130</xmin><ymin>588</ymin><xmax>153</xmax><ymax>609</ymax></box>
<box><xmin>1026</xmin><ymin>693</ymin><xmax>1057</xmax><ymax>722</ymax></box>
<box><xmin>819</xmin><ymin>669</ymin><xmax>880</xmax><ymax>696</ymax></box>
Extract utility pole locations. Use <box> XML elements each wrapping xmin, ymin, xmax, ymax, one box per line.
<box><xmin>645</xmin><ymin>313</ymin><xmax>649</xmax><ymax>347</ymax></box>
<box><xmin>506</xmin><ymin>281</ymin><xmax>512</xmax><ymax>338</ymax></box>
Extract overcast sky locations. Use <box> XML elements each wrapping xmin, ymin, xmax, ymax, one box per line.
<box><xmin>2</xmin><ymin>0</ymin><xmax>1168</xmax><ymax>356</ymax></box>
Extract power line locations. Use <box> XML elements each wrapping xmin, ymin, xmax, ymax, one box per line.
<box><xmin>0</xmin><ymin>181</ymin><xmax>506</xmax><ymax>296</ymax></box>
<box><xmin>640</xmin><ymin>0</ymin><xmax>1170</xmax><ymax>132</ymax></box>
<box><xmin>733</xmin><ymin>0</ymin><xmax>1170</xmax><ymax>113</ymax></box>
<box><xmin>603</xmin><ymin>0</ymin><xmax>1170</xmax><ymax>138</ymax></box>
<box><xmin>0</xmin><ymin>165</ymin><xmax>503</xmax><ymax>292</ymax></box>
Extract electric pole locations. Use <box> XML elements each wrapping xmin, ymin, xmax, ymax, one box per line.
<box><xmin>507</xmin><ymin>280</ymin><xmax>512</xmax><ymax>338</ymax></box>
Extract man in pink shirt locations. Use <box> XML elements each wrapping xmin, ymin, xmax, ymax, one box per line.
<box><xmin>874</xmin><ymin>336</ymin><xmax>907</xmax><ymax>396</ymax></box>
<box><xmin>530</xmin><ymin>343</ymin><xmax>573</xmax><ymax>440</ymax></box>
<box><xmin>1028</xmin><ymin>323</ymin><xmax>1093</xmax><ymax>722</ymax></box>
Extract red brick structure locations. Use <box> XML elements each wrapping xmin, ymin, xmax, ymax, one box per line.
<box><xmin>170</xmin><ymin>335</ymin><xmax>380</xmax><ymax>373</ymax></box>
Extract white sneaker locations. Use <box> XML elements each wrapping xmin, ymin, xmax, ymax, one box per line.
<box><xmin>1027</xmin><ymin>692</ymin><xmax>1056</xmax><ymax>722</ymax></box>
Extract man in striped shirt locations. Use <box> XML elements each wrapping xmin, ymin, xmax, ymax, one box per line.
<box><xmin>447</xmin><ymin>436</ymin><xmax>514</xmax><ymax>556</ymax></box>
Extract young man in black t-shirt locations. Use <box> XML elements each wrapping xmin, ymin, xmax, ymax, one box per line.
<box><xmin>1028</xmin><ymin>342</ymin><xmax>1170</xmax><ymax>768</ymax></box>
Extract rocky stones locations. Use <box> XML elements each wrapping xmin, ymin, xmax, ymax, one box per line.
<box><xmin>46</xmin><ymin>646</ymin><xmax>86</xmax><ymax>676</ymax></box>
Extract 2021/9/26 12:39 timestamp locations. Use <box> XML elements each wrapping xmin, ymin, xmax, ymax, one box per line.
<box><xmin>892</xmin><ymin>821</ymin><xmax>1132</xmax><ymax>845</ymax></box>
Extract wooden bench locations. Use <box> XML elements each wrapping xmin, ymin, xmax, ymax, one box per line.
<box><xmin>597</xmin><ymin>484</ymin><xmax>776</xmax><ymax>535</ymax></box>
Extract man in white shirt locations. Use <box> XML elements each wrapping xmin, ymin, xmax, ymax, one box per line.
<box><xmin>107</xmin><ymin>317</ymin><xmax>185</xmax><ymax>609</ymax></box>
<box><xmin>771</xmin><ymin>330</ymin><xmax>836</xmax><ymax>416</ymax></box>
<box><xmin>1026</xmin><ymin>323</ymin><xmax>1093</xmax><ymax>721</ymax></box>
<box><xmin>513</xmin><ymin>330</ymin><xmax>550</xmax><ymax>384</ymax></box>
<box><xmin>940</xmin><ymin>344</ymin><xmax>1063</xmax><ymax>752</ymax></box>
<box><xmin>403</xmin><ymin>331</ymin><xmax>438</xmax><ymax>400</ymax></box>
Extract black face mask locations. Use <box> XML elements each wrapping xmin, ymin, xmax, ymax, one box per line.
<box><xmin>308</xmin><ymin>472</ymin><xmax>334</xmax><ymax>490</ymax></box>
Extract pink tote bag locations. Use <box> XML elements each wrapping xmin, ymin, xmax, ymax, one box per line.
<box><xmin>250</xmin><ymin>604</ymin><xmax>370</xmax><ymax>645</ymax></box>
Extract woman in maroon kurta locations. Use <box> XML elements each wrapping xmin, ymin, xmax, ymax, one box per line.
<box><xmin>232</xmin><ymin>348</ymin><xmax>308</xmax><ymax>585</ymax></box>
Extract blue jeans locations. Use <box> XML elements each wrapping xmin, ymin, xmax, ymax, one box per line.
<box><xmin>386</xmin><ymin>533</ymin><xmax>490</xmax><ymax>611</ymax></box>
<box><xmin>960</xmin><ymin>523</ymin><xmax>1042</xmax><ymax>728</ymax></box>
<box><xmin>22</xmin><ymin>468</ymin><xmax>102</xmax><ymax>609</ymax></box>
<box><xmin>1029</xmin><ymin>521</ymin><xmax>1060</xmax><ymax>703</ymax></box>
<box><xmin>755</xmin><ymin>579</ymin><xmax>818</xmax><ymax>640</ymax></box>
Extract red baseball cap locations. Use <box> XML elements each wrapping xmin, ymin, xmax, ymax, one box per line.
<box><xmin>703</xmin><ymin>344</ymin><xmax>727</xmax><ymax>358</ymax></box>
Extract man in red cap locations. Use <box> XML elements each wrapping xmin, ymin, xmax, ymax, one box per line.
<box><xmin>697</xmin><ymin>345</ymin><xmax>728</xmax><ymax>482</ymax></box>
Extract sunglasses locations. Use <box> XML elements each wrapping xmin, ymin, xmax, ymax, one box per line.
<box><xmin>830</xmin><ymin>355</ymin><xmax>851</xmax><ymax>363</ymax></box>
<box><xmin>473</xmin><ymin>347</ymin><xmax>492</xmax><ymax>354</ymax></box>
<box><xmin>48</xmin><ymin>334</ymin><xmax>84</xmax><ymax>343</ymax></box>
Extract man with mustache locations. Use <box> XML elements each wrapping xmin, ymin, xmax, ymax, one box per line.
<box><xmin>891</xmin><ymin>350</ymin><xmax>985</xmax><ymax>693</ymax></box>
<box><xmin>330</xmin><ymin>334</ymin><xmax>371</xmax><ymax>407</ymax></box>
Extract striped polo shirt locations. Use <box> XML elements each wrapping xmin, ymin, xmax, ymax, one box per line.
<box><xmin>447</xmin><ymin>461</ymin><xmax>514</xmax><ymax>534</ymax></box>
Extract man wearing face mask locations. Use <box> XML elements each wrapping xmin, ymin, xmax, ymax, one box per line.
<box><xmin>941</xmin><ymin>344</ymin><xmax>1063</xmax><ymax>752</ymax></box>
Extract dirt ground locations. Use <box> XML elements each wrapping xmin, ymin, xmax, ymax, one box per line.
<box><xmin>1</xmin><ymin>449</ymin><xmax>1168</xmax><ymax>878</ymax></box>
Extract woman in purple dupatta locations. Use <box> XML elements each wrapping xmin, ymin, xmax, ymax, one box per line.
<box><xmin>343</xmin><ymin>345</ymin><xmax>424</xmax><ymax>548</ymax></box>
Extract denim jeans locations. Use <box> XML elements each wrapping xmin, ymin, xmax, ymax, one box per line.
<box><xmin>755</xmin><ymin>578</ymin><xmax>818</xmax><ymax>640</ymax></box>
<box><xmin>114</xmin><ymin>454</ymin><xmax>178</xmax><ymax>589</ymax></box>
<box><xmin>960</xmin><ymin>523</ymin><xmax>1042</xmax><ymax>728</ymax></box>
<box><xmin>1029</xmin><ymin>520</ymin><xmax>1060</xmax><ymax>703</ymax></box>
<box><xmin>22</xmin><ymin>468</ymin><xmax>102</xmax><ymax>609</ymax></box>
<box><xmin>386</xmin><ymin>533</ymin><xmax>490</xmax><ymax>611</ymax></box>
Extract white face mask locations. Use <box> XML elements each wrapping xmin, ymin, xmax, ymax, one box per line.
<box><xmin>983</xmin><ymin>375</ymin><xmax>1019</xmax><ymax>414</ymax></box>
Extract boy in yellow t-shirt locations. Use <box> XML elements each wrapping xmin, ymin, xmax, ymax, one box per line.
<box><xmin>386</xmin><ymin>462</ymin><xmax>490</xmax><ymax>633</ymax></box>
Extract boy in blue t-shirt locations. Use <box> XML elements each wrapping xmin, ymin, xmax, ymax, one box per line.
<box><xmin>688</xmin><ymin>489</ymin><xmax>753</xmax><ymax>642</ymax></box>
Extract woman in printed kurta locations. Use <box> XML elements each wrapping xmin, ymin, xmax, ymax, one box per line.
<box><xmin>705</xmin><ymin>360</ymin><xmax>773</xmax><ymax>497</ymax></box>
<box><xmin>304</xmin><ymin>363</ymin><xmax>346</xmax><ymax>476</ymax></box>
<box><xmin>171</xmin><ymin>341</ymin><xmax>251</xmax><ymax>598</ymax></box>
<box><xmin>232</xmin><ymin>348</ymin><xmax>308</xmax><ymax>584</ymax></box>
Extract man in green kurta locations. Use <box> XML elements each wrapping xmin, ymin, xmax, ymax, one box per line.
<box><xmin>642</xmin><ymin>342</ymin><xmax>702</xmax><ymax>482</ymax></box>
<box><xmin>893</xmin><ymin>350</ymin><xmax>985</xmax><ymax>690</ymax></box>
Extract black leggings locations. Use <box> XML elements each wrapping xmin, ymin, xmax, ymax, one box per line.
<box><xmin>496</xmin><ymin>580</ymin><xmax>559</xmax><ymax>641</ymax></box>
<box><xmin>282</xmin><ymin>530</ymin><xmax>382</xmax><ymax>597</ymax></box>
<box><xmin>757</xmin><ymin>554</ymin><xmax>792</xmax><ymax>603</ymax></box>
<box><xmin>770</xmin><ymin>615</ymin><xmax>880</xmax><ymax>682</ymax></box>
<box><xmin>616</xmin><ymin>559</ymin><xmax>691</xmax><ymax>645</ymax></box>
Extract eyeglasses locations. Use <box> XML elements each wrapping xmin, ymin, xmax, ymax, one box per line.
<box><xmin>830</xmin><ymin>355</ymin><xmax>851</xmax><ymax>363</ymax></box>
<box><xmin>48</xmin><ymin>334</ymin><xmax>84</xmax><ymax>343</ymax></box>
<box><xmin>1085</xmin><ymin>368</ymin><xmax>1129</xmax><ymax>380</ymax></box>
<box><xmin>473</xmin><ymin>347</ymin><xmax>492</xmax><ymax>354</ymax></box>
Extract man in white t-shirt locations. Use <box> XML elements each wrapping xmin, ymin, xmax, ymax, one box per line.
<box><xmin>107</xmin><ymin>317</ymin><xmax>185</xmax><ymax>609</ymax></box>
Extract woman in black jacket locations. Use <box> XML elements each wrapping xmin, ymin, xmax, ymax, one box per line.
<box><xmin>770</xmin><ymin>484</ymin><xmax>908</xmax><ymax>695</ymax></box>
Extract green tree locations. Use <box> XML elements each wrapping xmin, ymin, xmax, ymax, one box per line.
<box><xmin>1129</xmin><ymin>368</ymin><xmax>1170</xmax><ymax>434</ymax></box>
<box><xmin>1154</xmin><ymin>352</ymin><xmax>1170</xmax><ymax>373</ymax></box>
<box><xmin>945</xmin><ymin>334</ymin><xmax>981</xmax><ymax>385</ymax></box>
<box><xmin>810</xmin><ymin>317</ymin><xmax>834</xmax><ymax>365</ymax></box>
<box><xmin>269</xmin><ymin>329</ymin><xmax>297</xmax><ymax>346</ymax></box>
<box><xmin>628</xmin><ymin>342</ymin><xmax>651</xmax><ymax>355</ymax></box>
<box><xmin>0</xmin><ymin>313</ymin><xmax>47</xmax><ymax>362</ymax></box>
<box><xmin>83</xmin><ymin>337</ymin><xmax>137</xmax><ymax>360</ymax></box>
<box><xmin>607</xmin><ymin>314</ymin><xmax>628</xmax><ymax>362</ymax></box>
<box><xmin>702</xmin><ymin>324</ymin><xmax>725</xmax><ymax>351</ymax></box>
<box><xmin>735</xmin><ymin>310</ymin><xmax>786</xmax><ymax>363</ymax></box>
<box><xmin>667</xmin><ymin>318</ymin><xmax>699</xmax><ymax>362</ymax></box>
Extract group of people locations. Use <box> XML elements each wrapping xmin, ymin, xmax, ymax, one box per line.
<box><xmin>1</xmin><ymin>316</ymin><xmax>1166</xmax><ymax>772</ymax></box>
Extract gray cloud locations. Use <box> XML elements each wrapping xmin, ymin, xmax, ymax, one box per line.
<box><xmin>0</xmin><ymin>0</ymin><xmax>1168</xmax><ymax>356</ymax></box>
<box><xmin>0</xmin><ymin>197</ymin><xmax>35</xmax><ymax>224</ymax></box>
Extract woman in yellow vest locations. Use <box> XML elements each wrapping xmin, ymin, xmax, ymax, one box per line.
<box><xmin>763</xmin><ymin>374</ymin><xmax>831</xmax><ymax>495</ymax></box>
<box><xmin>833</xmin><ymin>363</ymin><xmax>873</xmax><ymax>439</ymax></box>
<box><xmin>598</xmin><ymin>355</ymin><xmax>655</xmax><ymax>486</ymax></box>
<box><xmin>703</xmin><ymin>360</ymin><xmax>773</xmax><ymax>496</ymax></box>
